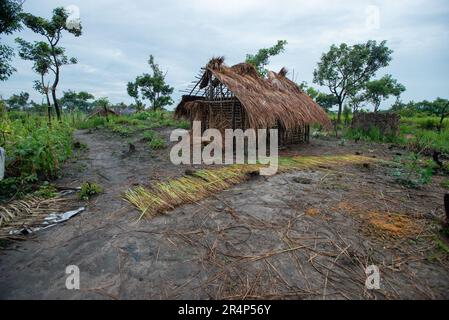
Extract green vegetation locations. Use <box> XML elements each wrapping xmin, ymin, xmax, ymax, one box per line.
<box><xmin>313</xmin><ymin>40</ymin><xmax>394</xmax><ymax>123</ymax></box>
<box><xmin>127</xmin><ymin>55</ymin><xmax>174</xmax><ymax>111</ymax></box>
<box><xmin>148</xmin><ymin>135</ymin><xmax>166</xmax><ymax>150</ymax></box>
<box><xmin>79</xmin><ymin>182</ymin><xmax>102</xmax><ymax>200</ymax></box>
<box><xmin>0</xmin><ymin>112</ymin><xmax>73</xmax><ymax>199</ymax></box>
<box><xmin>0</xmin><ymin>0</ymin><xmax>23</xmax><ymax>81</ymax></box>
<box><xmin>246</xmin><ymin>40</ymin><xmax>288</xmax><ymax>77</ymax></box>
<box><xmin>388</xmin><ymin>153</ymin><xmax>434</xmax><ymax>188</ymax></box>
<box><xmin>34</xmin><ymin>181</ymin><xmax>58</xmax><ymax>198</ymax></box>
<box><xmin>142</xmin><ymin>129</ymin><xmax>166</xmax><ymax>149</ymax></box>
<box><xmin>77</xmin><ymin>110</ymin><xmax>189</xmax><ymax>136</ymax></box>
<box><xmin>344</xmin><ymin>127</ymin><xmax>403</xmax><ymax>144</ymax></box>
<box><xmin>16</xmin><ymin>8</ymin><xmax>82</xmax><ymax>122</ymax></box>
<box><xmin>441</xmin><ymin>179</ymin><xmax>449</xmax><ymax>190</ymax></box>
<box><xmin>341</xmin><ymin>114</ymin><xmax>449</xmax><ymax>155</ymax></box>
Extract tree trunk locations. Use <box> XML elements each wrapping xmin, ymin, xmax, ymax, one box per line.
<box><xmin>50</xmin><ymin>44</ymin><xmax>61</xmax><ymax>121</ymax></box>
<box><xmin>104</xmin><ymin>105</ymin><xmax>109</xmax><ymax>122</ymax></box>
<box><xmin>51</xmin><ymin>87</ymin><xmax>61</xmax><ymax>121</ymax></box>
<box><xmin>41</xmin><ymin>75</ymin><xmax>52</xmax><ymax>126</ymax></box>
<box><xmin>336</xmin><ymin>100</ymin><xmax>343</xmax><ymax>124</ymax></box>
<box><xmin>45</xmin><ymin>92</ymin><xmax>52</xmax><ymax>126</ymax></box>
<box><xmin>438</xmin><ymin>114</ymin><xmax>444</xmax><ymax>133</ymax></box>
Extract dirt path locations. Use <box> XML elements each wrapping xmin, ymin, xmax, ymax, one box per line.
<box><xmin>0</xmin><ymin>129</ymin><xmax>448</xmax><ymax>299</ymax></box>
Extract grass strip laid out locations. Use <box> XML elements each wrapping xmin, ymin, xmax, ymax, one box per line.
<box><xmin>125</xmin><ymin>155</ymin><xmax>375</xmax><ymax>219</ymax></box>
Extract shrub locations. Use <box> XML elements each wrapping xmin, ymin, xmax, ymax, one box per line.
<box><xmin>142</xmin><ymin>130</ymin><xmax>156</xmax><ymax>142</ymax></box>
<box><xmin>34</xmin><ymin>181</ymin><xmax>58</xmax><ymax>198</ymax></box>
<box><xmin>344</xmin><ymin>127</ymin><xmax>402</xmax><ymax>144</ymax></box>
<box><xmin>107</xmin><ymin>123</ymin><xmax>134</xmax><ymax>136</ymax></box>
<box><xmin>149</xmin><ymin>139</ymin><xmax>165</xmax><ymax>149</ymax></box>
<box><xmin>390</xmin><ymin>153</ymin><xmax>434</xmax><ymax>188</ymax></box>
<box><xmin>441</xmin><ymin>179</ymin><xmax>449</xmax><ymax>190</ymax></box>
<box><xmin>77</xmin><ymin>116</ymin><xmax>107</xmax><ymax>129</ymax></box>
<box><xmin>0</xmin><ymin>114</ymin><xmax>74</xmax><ymax>199</ymax></box>
<box><xmin>148</xmin><ymin>136</ymin><xmax>166</xmax><ymax>149</ymax></box>
<box><xmin>79</xmin><ymin>182</ymin><xmax>102</xmax><ymax>200</ymax></box>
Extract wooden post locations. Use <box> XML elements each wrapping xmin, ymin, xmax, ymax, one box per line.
<box><xmin>232</xmin><ymin>99</ymin><xmax>236</xmax><ymax>130</ymax></box>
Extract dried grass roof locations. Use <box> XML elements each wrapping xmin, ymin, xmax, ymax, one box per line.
<box><xmin>88</xmin><ymin>107</ymin><xmax>118</xmax><ymax>118</ymax></box>
<box><xmin>176</xmin><ymin>57</ymin><xmax>331</xmax><ymax>130</ymax></box>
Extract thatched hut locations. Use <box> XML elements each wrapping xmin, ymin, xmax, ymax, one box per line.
<box><xmin>88</xmin><ymin>107</ymin><xmax>118</xmax><ymax>118</ymax></box>
<box><xmin>175</xmin><ymin>57</ymin><xmax>330</xmax><ymax>145</ymax></box>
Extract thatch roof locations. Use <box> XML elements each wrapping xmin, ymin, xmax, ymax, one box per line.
<box><xmin>88</xmin><ymin>107</ymin><xmax>118</xmax><ymax>118</ymax></box>
<box><xmin>175</xmin><ymin>57</ymin><xmax>331</xmax><ymax>130</ymax></box>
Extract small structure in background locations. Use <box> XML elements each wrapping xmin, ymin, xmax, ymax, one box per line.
<box><xmin>351</xmin><ymin>112</ymin><xmax>400</xmax><ymax>136</ymax></box>
<box><xmin>175</xmin><ymin>57</ymin><xmax>330</xmax><ymax>146</ymax></box>
<box><xmin>88</xmin><ymin>107</ymin><xmax>118</xmax><ymax>118</ymax></box>
<box><xmin>118</xmin><ymin>107</ymin><xmax>137</xmax><ymax>116</ymax></box>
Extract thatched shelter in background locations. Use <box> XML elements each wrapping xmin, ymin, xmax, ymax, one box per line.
<box><xmin>175</xmin><ymin>57</ymin><xmax>330</xmax><ymax>145</ymax></box>
<box><xmin>88</xmin><ymin>107</ymin><xmax>118</xmax><ymax>118</ymax></box>
<box><xmin>351</xmin><ymin>112</ymin><xmax>400</xmax><ymax>136</ymax></box>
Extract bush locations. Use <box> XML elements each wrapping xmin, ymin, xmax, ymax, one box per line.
<box><xmin>344</xmin><ymin>127</ymin><xmax>403</xmax><ymax>144</ymax></box>
<box><xmin>141</xmin><ymin>129</ymin><xmax>166</xmax><ymax>149</ymax></box>
<box><xmin>390</xmin><ymin>153</ymin><xmax>434</xmax><ymax>188</ymax></box>
<box><xmin>0</xmin><ymin>113</ymin><xmax>74</xmax><ymax>199</ymax></box>
<box><xmin>34</xmin><ymin>181</ymin><xmax>58</xmax><ymax>198</ymax></box>
<box><xmin>142</xmin><ymin>130</ymin><xmax>156</xmax><ymax>142</ymax></box>
<box><xmin>77</xmin><ymin>116</ymin><xmax>107</xmax><ymax>129</ymax></box>
<box><xmin>406</xmin><ymin>127</ymin><xmax>449</xmax><ymax>154</ymax></box>
<box><xmin>148</xmin><ymin>136</ymin><xmax>166</xmax><ymax>149</ymax></box>
<box><xmin>441</xmin><ymin>179</ymin><xmax>449</xmax><ymax>190</ymax></box>
<box><xmin>79</xmin><ymin>182</ymin><xmax>102</xmax><ymax>200</ymax></box>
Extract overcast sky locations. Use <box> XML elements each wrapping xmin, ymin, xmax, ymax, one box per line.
<box><xmin>1</xmin><ymin>0</ymin><xmax>448</xmax><ymax>110</ymax></box>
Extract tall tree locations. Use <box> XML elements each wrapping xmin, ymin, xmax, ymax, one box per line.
<box><xmin>0</xmin><ymin>0</ymin><xmax>23</xmax><ymax>81</ymax></box>
<box><xmin>60</xmin><ymin>90</ymin><xmax>95</xmax><ymax>112</ymax></box>
<box><xmin>127</xmin><ymin>55</ymin><xmax>174</xmax><ymax>111</ymax></box>
<box><xmin>415</xmin><ymin>98</ymin><xmax>449</xmax><ymax>132</ymax></box>
<box><xmin>21</xmin><ymin>7</ymin><xmax>82</xmax><ymax>120</ymax></box>
<box><xmin>299</xmin><ymin>82</ymin><xmax>338</xmax><ymax>112</ymax></box>
<box><xmin>246</xmin><ymin>40</ymin><xmax>287</xmax><ymax>77</ymax></box>
<box><xmin>347</xmin><ymin>88</ymin><xmax>366</xmax><ymax>114</ymax></box>
<box><xmin>6</xmin><ymin>91</ymin><xmax>29</xmax><ymax>110</ymax></box>
<box><xmin>313</xmin><ymin>40</ymin><xmax>393</xmax><ymax>123</ymax></box>
<box><xmin>364</xmin><ymin>74</ymin><xmax>405</xmax><ymax>112</ymax></box>
<box><xmin>127</xmin><ymin>80</ymin><xmax>144</xmax><ymax>112</ymax></box>
<box><xmin>15</xmin><ymin>39</ymin><xmax>54</xmax><ymax>123</ymax></box>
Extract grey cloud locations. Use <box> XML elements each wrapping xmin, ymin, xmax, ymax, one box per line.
<box><xmin>1</xmin><ymin>0</ymin><xmax>448</xmax><ymax>110</ymax></box>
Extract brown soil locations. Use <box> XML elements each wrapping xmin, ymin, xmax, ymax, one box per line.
<box><xmin>0</xmin><ymin>128</ymin><xmax>448</xmax><ymax>299</ymax></box>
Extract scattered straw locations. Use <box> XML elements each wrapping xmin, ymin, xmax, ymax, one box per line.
<box><xmin>0</xmin><ymin>196</ymin><xmax>70</xmax><ymax>239</ymax></box>
<box><xmin>363</xmin><ymin>212</ymin><xmax>423</xmax><ymax>238</ymax></box>
<box><xmin>305</xmin><ymin>208</ymin><xmax>320</xmax><ymax>217</ymax></box>
<box><xmin>335</xmin><ymin>201</ymin><xmax>424</xmax><ymax>238</ymax></box>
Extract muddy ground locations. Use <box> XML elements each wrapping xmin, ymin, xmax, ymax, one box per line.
<box><xmin>0</xmin><ymin>128</ymin><xmax>448</xmax><ymax>299</ymax></box>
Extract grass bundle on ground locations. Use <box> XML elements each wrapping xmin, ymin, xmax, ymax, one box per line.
<box><xmin>125</xmin><ymin>154</ymin><xmax>374</xmax><ymax>219</ymax></box>
<box><xmin>0</xmin><ymin>196</ymin><xmax>69</xmax><ymax>239</ymax></box>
